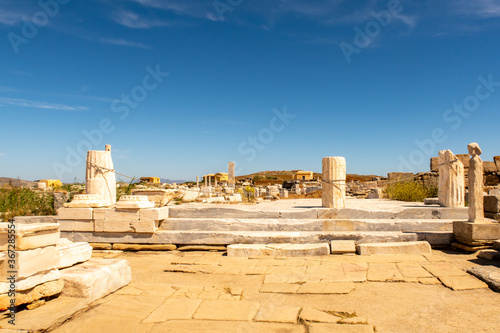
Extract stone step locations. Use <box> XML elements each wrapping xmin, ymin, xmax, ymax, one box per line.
<box><xmin>356</xmin><ymin>241</ymin><xmax>432</xmax><ymax>255</ymax></box>
<box><xmin>168</xmin><ymin>206</ymin><xmax>468</xmax><ymax>220</ymax></box>
<box><xmin>65</xmin><ymin>230</ymin><xmax>419</xmax><ymax>245</ymax></box>
<box><xmin>160</xmin><ymin>218</ymin><xmax>454</xmax><ymax>232</ymax></box>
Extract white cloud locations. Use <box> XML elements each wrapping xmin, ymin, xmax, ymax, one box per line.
<box><xmin>454</xmin><ymin>0</ymin><xmax>500</xmax><ymax>18</ymax></box>
<box><xmin>0</xmin><ymin>153</ymin><xmax>5</xmax><ymax>157</ymax></box>
<box><xmin>112</xmin><ymin>9</ymin><xmax>168</xmax><ymax>28</ymax></box>
<box><xmin>0</xmin><ymin>97</ymin><xmax>88</xmax><ymax>111</ymax></box>
<box><xmin>100</xmin><ymin>38</ymin><xmax>152</xmax><ymax>49</ymax></box>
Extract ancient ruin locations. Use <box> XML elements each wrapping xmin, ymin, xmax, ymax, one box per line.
<box><xmin>438</xmin><ymin>149</ymin><xmax>465</xmax><ymax>208</ymax></box>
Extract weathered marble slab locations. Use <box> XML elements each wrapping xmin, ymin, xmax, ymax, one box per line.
<box><xmin>0</xmin><ymin>223</ymin><xmax>60</xmax><ymax>251</ymax></box>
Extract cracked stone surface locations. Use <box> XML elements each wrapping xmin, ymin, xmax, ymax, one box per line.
<box><xmin>3</xmin><ymin>249</ymin><xmax>500</xmax><ymax>333</ymax></box>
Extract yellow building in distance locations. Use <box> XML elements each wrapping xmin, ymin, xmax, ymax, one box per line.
<box><xmin>39</xmin><ymin>179</ymin><xmax>62</xmax><ymax>188</ymax></box>
<box><xmin>294</xmin><ymin>171</ymin><xmax>314</xmax><ymax>181</ymax></box>
<box><xmin>203</xmin><ymin>173</ymin><xmax>228</xmax><ymax>184</ymax></box>
<box><xmin>140</xmin><ymin>177</ymin><xmax>160</xmax><ymax>184</ymax></box>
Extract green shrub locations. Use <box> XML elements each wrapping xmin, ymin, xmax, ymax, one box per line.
<box><xmin>0</xmin><ymin>188</ymin><xmax>56</xmax><ymax>221</ymax></box>
<box><xmin>385</xmin><ymin>180</ymin><xmax>437</xmax><ymax>202</ymax></box>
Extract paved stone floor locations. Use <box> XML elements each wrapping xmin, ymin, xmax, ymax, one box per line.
<box><xmin>32</xmin><ymin>249</ymin><xmax>497</xmax><ymax>333</ymax></box>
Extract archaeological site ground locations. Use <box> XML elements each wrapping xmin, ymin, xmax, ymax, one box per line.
<box><xmin>1</xmin><ymin>144</ymin><xmax>499</xmax><ymax>333</ymax></box>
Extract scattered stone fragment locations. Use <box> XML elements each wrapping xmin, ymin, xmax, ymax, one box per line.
<box><xmin>0</xmin><ymin>280</ymin><xmax>64</xmax><ymax>311</ymax></box>
<box><xmin>60</xmin><ymin>259</ymin><xmax>131</xmax><ymax>301</ymax></box>
<box><xmin>467</xmin><ymin>266</ymin><xmax>500</xmax><ymax>292</ymax></box>
<box><xmin>438</xmin><ymin>275</ymin><xmax>489</xmax><ymax>291</ymax></box>
<box><xmin>477</xmin><ymin>250</ymin><xmax>500</xmax><ymax>261</ymax></box>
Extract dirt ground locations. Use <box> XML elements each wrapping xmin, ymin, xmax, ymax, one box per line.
<box><xmin>50</xmin><ymin>249</ymin><xmax>500</xmax><ymax>333</ymax></box>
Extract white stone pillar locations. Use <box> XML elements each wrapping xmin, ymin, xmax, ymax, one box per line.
<box><xmin>322</xmin><ymin>157</ymin><xmax>346</xmax><ymax>208</ymax></box>
<box><xmin>438</xmin><ymin>150</ymin><xmax>465</xmax><ymax>207</ymax></box>
<box><xmin>86</xmin><ymin>145</ymin><xmax>116</xmax><ymax>207</ymax></box>
<box><xmin>228</xmin><ymin>162</ymin><xmax>235</xmax><ymax>189</ymax></box>
<box><xmin>196</xmin><ymin>176</ymin><xmax>199</xmax><ymax>188</ymax></box>
<box><xmin>468</xmin><ymin>143</ymin><xmax>485</xmax><ymax>222</ymax></box>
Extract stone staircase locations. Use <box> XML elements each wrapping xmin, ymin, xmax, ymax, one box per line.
<box><xmin>150</xmin><ymin>205</ymin><xmax>468</xmax><ymax>247</ymax></box>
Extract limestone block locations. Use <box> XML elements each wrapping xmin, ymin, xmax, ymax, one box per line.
<box><xmin>57</xmin><ymin>207</ymin><xmax>93</xmax><ymax>220</ymax></box>
<box><xmin>322</xmin><ymin>157</ymin><xmax>346</xmax><ymax>208</ymax></box>
<box><xmin>0</xmin><ymin>269</ymin><xmax>59</xmax><ymax>293</ymax></box>
<box><xmin>430</xmin><ymin>157</ymin><xmax>439</xmax><ymax>172</ymax></box>
<box><xmin>57</xmin><ymin>220</ymin><xmax>94</xmax><ymax>232</ymax></box>
<box><xmin>0</xmin><ymin>223</ymin><xmax>60</xmax><ymax>251</ymax></box>
<box><xmin>227</xmin><ymin>243</ymin><xmax>329</xmax><ymax>257</ymax></box>
<box><xmin>64</xmin><ymin>194</ymin><xmax>108</xmax><ymax>208</ymax></box>
<box><xmin>116</xmin><ymin>195</ymin><xmax>154</xmax><ymax>209</ymax></box>
<box><xmin>456</xmin><ymin>154</ymin><xmax>470</xmax><ymax>169</ymax></box>
<box><xmin>1</xmin><ymin>246</ymin><xmax>60</xmax><ymax>281</ymax></box>
<box><xmin>227</xmin><ymin>244</ymin><xmax>265</xmax><ymax>257</ymax></box>
<box><xmin>494</xmin><ymin>240</ymin><xmax>500</xmax><ymax>251</ymax></box>
<box><xmin>438</xmin><ymin>150</ymin><xmax>465</xmax><ymax>208</ymax></box>
<box><xmin>483</xmin><ymin>161</ymin><xmax>497</xmax><ymax>173</ymax></box>
<box><xmin>60</xmin><ymin>259</ymin><xmax>131</xmax><ymax>301</ymax></box>
<box><xmin>494</xmin><ymin>156</ymin><xmax>500</xmax><ymax>172</ymax></box>
<box><xmin>14</xmin><ymin>216</ymin><xmax>57</xmax><ymax>224</ymax></box>
<box><xmin>356</xmin><ymin>241</ymin><xmax>432</xmax><ymax>255</ymax></box>
<box><xmin>330</xmin><ymin>240</ymin><xmax>356</xmax><ymax>254</ymax></box>
<box><xmin>182</xmin><ymin>191</ymin><xmax>199</xmax><ymax>202</ymax></box>
<box><xmin>56</xmin><ymin>239</ymin><xmax>92</xmax><ymax>268</ymax></box>
<box><xmin>484</xmin><ymin>196</ymin><xmax>500</xmax><ymax>213</ymax></box>
<box><xmin>281</xmin><ymin>243</ymin><xmax>330</xmax><ymax>257</ymax></box>
<box><xmin>0</xmin><ymin>279</ymin><xmax>64</xmax><ymax>311</ymax></box>
<box><xmin>129</xmin><ymin>220</ymin><xmax>157</xmax><ymax>233</ymax></box>
<box><xmin>130</xmin><ymin>189</ymin><xmax>171</xmax><ymax>206</ymax></box>
<box><xmin>139</xmin><ymin>207</ymin><xmax>169</xmax><ymax>221</ymax></box>
<box><xmin>93</xmin><ymin>208</ymin><xmax>112</xmax><ymax>220</ymax></box>
<box><xmin>424</xmin><ymin>198</ymin><xmax>439</xmax><ymax>205</ymax></box>
<box><xmin>453</xmin><ymin>221</ymin><xmax>500</xmax><ymax>245</ymax></box>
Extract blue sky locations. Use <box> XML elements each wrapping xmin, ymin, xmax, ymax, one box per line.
<box><xmin>1</xmin><ymin>0</ymin><xmax>499</xmax><ymax>183</ymax></box>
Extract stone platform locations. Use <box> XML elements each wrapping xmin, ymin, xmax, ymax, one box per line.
<box><xmin>59</xmin><ymin>199</ymin><xmax>468</xmax><ymax>247</ymax></box>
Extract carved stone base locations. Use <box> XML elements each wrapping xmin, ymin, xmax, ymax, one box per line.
<box><xmin>453</xmin><ymin>220</ymin><xmax>500</xmax><ymax>246</ymax></box>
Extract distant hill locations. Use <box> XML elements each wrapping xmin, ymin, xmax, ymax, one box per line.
<box><xmin>236</xmin><ymin>171</ymin><xmax>383</xmax><ymax>185</ymax></box>
<box><xmin>0</xmin><ymin>177</ymin><xmax>34</xmax><ymax>187</ymax></box>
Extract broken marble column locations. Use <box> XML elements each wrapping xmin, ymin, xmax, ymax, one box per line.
<box><xmin>453</xmin><ymin>142</ymin><xmax>500</xmax><ymax>246</ymax></box>
<box><xmin>86</xmin><ymin>145</ymin><xmax>116</xmax><ymax>207</ymax></box>
<box><xmin>468</xmin><ymin>143</ymin><xmax>485</xmax><ymax>222</ymax></box>
<box><xmin>322</xmin><ymin>157</ymin><xmax>346</xmax><ymax>208</ymax></box>
<box><xmin>438</xmin><ymin>150</ymin><xmax>465</xmax><ymax>208</ymax></box>
<box><xmin>228</xmin><ymin>162</ymin><xmax>235</xmax><ymax>189</ymax></box>
<box><xmin>196</xmin><ymin>176</ymin><xmax>199</xmax><ymax>188</ymax></box>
